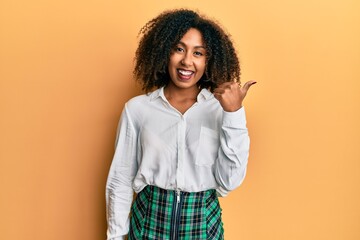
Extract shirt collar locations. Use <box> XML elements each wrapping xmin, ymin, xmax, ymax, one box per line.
<box><xmin>197</xmin><ymin>88</ymin><xmax>213</xmax><ymax>103</ymax></box>
<box><xmin>148</xmin><ymin>87</ymin><xmax>165</xmax><ymax>102</ymax></box>
<box><xmin>149</xmin><ymin>86</ymin><xmax>213</xmax><ymax>103</ymax></box>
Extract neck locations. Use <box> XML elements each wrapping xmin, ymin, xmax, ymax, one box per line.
<box><xmin>164</xmin><ymin>83</ymin><xmax>200</xmax><ymax>101</ymax></box>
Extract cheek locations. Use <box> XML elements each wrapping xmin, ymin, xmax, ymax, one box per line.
<box><xmin>167</xmin><ymin>60</ymin><xmax>175</xmax><ymax>72</ymax></box>
<box><xmin>197</xmin><ymin>60</ymin><xmax>206</xmax><ymax>73</ymax></box>
<box><xmin>168</xmin><ymin>55</ymin><xmax>179</xmax><ymax>69</ymax></box>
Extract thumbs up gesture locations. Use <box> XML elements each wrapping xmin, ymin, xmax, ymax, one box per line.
<box><xmin>213</xmin><ymin>81</ymin><xmax>257</xmax><ymax>112</ymax></box>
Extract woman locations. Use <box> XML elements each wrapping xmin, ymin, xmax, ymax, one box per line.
<box><xmin>106</xmin><ymin>9</ymin><xmax>256</xmax><ymax>240</ymax></box>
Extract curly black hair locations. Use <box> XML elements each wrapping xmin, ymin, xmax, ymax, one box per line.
<box><xmin>134</xmin><ymin>9</ymin><xmax>240</xmax><ymax>93</ymax></box>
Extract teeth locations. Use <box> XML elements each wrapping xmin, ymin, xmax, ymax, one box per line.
<box><xmin>178</xmin><ymin>70</ymin><xmax>193</xmax><ymax>76</ymax></box>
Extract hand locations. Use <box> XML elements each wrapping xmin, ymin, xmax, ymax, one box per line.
<box><xmin>213</xmin><ymin>80</ymin><xmax>257</xmax><ymax>112</ymax></box>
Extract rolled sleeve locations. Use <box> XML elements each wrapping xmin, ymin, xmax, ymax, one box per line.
<box><xmin>215</xmin><ymin>107</ymin><xmax>250</xmax><ymax>195</ymax></box>
<box><xmin>106</xmin><ymin>105</ymin><xmax>138</xmax><ymax>240</ymax></box>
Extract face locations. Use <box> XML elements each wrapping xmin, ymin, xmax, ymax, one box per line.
<box><xmin>167</xmin><ymin>28</ymin><xmax>206</xmax><ymax>91</ymax></box>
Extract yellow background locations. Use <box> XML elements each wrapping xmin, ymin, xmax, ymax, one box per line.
<box><xmin>1</xmin><ymin>0</ymin><xmax>359</xmax><ymax>239</ymax></box>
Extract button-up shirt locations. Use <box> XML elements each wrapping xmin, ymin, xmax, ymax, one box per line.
<box><xmin>106</xmin><ymin>87</ymin><xmax>250</xmax><ymax>240</ymax></box>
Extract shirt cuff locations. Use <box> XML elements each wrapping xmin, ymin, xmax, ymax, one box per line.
<box><xmin>222</xmin><ymin>107</ymin><xmax>247</xmax><ymax>128</ymax></box>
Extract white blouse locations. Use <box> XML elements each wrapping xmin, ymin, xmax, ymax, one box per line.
<box><xmin>106</xmin><ymin>87</ymin><xmax>250</xmax><ymax>240</ymax></box>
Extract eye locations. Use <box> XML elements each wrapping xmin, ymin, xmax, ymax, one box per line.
<box><xmin>194</xmin><ymin>51</ymin><xmax>204</xmax><ymax>56</ymax></box>
<box><xmin>175</xmin><ymin>47</ymin><xmax>184</xmax><ymax>52</ymax></box>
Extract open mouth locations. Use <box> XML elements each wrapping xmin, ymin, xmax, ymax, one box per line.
<box><xmin>177</xmin><ymin>69</ymin><xmax>194</xmax><ymax>80</ymax></box>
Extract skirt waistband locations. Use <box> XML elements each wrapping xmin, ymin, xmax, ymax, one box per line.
<box><xmin>141</xmin><ymin>185</ymin><xmax>216</xmax><ymax>198</ymax></box>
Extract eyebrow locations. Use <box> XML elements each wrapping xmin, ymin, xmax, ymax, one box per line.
<box><xmin>178</xmin><ymin>41</ymin><xmax>206</xmax><ymax>49</ymax></box>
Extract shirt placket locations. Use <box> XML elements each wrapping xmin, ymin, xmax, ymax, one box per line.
<box><xmin>176</xmin><ymin>115</ymin><xmax>186</xmax><ymax>190</ymax></box>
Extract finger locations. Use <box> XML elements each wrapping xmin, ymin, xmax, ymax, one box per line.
<box><xmin>242</xmin><ymin>81</ymin><xmax>257</xmax><ymax>91</ymax></box>
<box><xmin>217</xmin><ymin>81</ymin><xmax>235</xmax><ymax>89</ymax></box>
<box><xmin>213</xmin><ymin>88</ymin><xmax>226</xmax><ymax>94</ymax></box>
<box><xmin>213</xmin><ymin>92</ymin><xmax>222</xmax><ymax>101</ymax></box>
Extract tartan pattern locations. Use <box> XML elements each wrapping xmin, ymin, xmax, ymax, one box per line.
<box><xmin>128</xmin><ymin>185</ymin><xmax>224</xmax><ymax>239</ymax></box>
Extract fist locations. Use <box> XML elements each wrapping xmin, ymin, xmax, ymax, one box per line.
<box><xmin>213</xmin><ymin>81</ymin><xmax>256</xmax><ymax>112</ymax></box>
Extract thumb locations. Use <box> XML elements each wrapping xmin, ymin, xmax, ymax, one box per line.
<box><xmin>242</xmin><ymin>80</ymin><xmax>257</xmax><ymax>92</ymax></box>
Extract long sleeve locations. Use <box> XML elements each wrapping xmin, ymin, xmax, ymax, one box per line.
<box><xmin>106</xmin><ymin>105</ymin><xmax>138</xmax><ymax>240</ymax></box>
<box><xmin>215</xmin><ymin>107</ymin><xmax>250</xmax><ymax>196</ymax></box>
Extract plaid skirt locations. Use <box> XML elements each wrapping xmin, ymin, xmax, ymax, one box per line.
<box><xmin>128</xmin><ymin>185</ymin><xmax>224</xmax><ymax>240</ymax></box>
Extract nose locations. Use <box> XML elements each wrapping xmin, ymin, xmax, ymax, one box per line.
<box><xmin>181</xmin><ymin>52</ymin><xmax>193</xmax><ymax>66</ymax></box>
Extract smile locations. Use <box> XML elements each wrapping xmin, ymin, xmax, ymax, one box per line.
<box><xmin>177</xmin><ymin>69</ymin><xmax>194</xmax><ymax>76</ymax></box>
